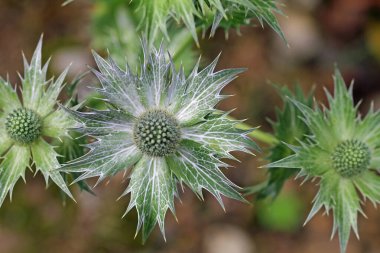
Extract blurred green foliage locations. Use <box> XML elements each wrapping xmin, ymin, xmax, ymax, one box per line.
<box><xmin>256</xmin><ymin>191</ymin><xmax>304</xmax><ymax>232</ymax></box>
<box><xmin>91</xmin><ymin>0</ymin><xmax>197</xmax><ymax>71</ymax></box>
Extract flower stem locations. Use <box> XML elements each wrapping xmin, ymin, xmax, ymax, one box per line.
<box><xmin>236</xmin><ymin>121</ymin><xmax>279</xmax><ymax>145</ymax></box>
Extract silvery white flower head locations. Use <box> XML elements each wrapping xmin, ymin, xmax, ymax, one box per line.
<box><xmin>61</xmin><ymin>42</ymin><xmax>258</xmax><ymax>242</ymax></box>
<box><xmin>0</xmin><ymin>37</ymin><xmax>75</xmax><ymax>205</ymax></box>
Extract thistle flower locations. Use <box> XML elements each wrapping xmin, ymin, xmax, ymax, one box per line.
<box><xmin>0</xmin><ymin>38</ymin><xmax>74</xmax><ymax>206</ymax></box>
<box><xmin>61</xmin><ymin>43</ymin><xmax>258</xmax><ymax>242</ymax></box>
<box><xmin>267</xmin><ymin>68</ymin><xmax>380</xmax><ymax>252</ymax></box>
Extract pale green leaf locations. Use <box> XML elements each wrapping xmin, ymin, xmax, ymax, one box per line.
<box><xmin>356</xmin><ymin>105</ymin><xmax>380</xmax><ymax>147</ymax></box>
<box><xmin>31</xmin><ymin>139</ymin><xmax>74</xmax><ymax>200</ymax></box>
<box><xmin>325</xmin><ymin>68</ymin><xmax>357</xmax><ymax>141</ymax></box>
<box><xmin>0</xmin><ymin>116</ymin><xmax>13</xmax><ymax>155</ymax></box>
<box><xmin>42</xmin><ymin>107</ymin><xmax>76</xmax><ymax>138</ymax></box>
<box><xmin>289</xmin><ymin>98</ymin><xmax>337</xmax><ymax>151</ymax></box>
<box><xmin>266</xmin><ymin>145</ymin><xmax>331</xmax><ymax>178</ymax></box>
<box><xmin>37</xmin><ymin>66</ymin><xmax>69</xmax><ymax>117</ymax></box>
<box><xmin>22</xmin><ymin>36</ymin><xmax>47</xmax><ymax>111</ymax></box>
<box><xmin>304</xmin><ymin>174</ymin><xmax>361</xmax><ymax>253</ymax></box>
<box><xmin>353</xmin><ymin>170</ymin><xmax>380</xmax><ymax>206</ymax></box>
<box><xmin>0</xmin><ymin>145</ymin><xmax>30</xmax><ymax>206</ymax></box>
<box><xmin>0</xmin><ymin>77</ymin><xmax>21</xmax><ymax>114</ymax></box>
<box><xmin>333</xmin><ymin>179</ymin><xmax>361</xmax><ymax>253</ymax></box>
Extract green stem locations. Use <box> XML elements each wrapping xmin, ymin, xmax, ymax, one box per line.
<box><xmin>236</xmin><ymin>121</ymin><xmax>279</xmax><ymax>145</ymax></box>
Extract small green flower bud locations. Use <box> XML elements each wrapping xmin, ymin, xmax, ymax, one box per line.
<box><xmin>133</xmin><ymin>109</ymin><xmax>181</xmax><ymax>157</ymax></box>
<box><xmin>5</xmin><ymin>108</ymin><xmax>42</xmax><ymax>144</ymax></box>
<box><xmin>332</xmin><ymin>140</ymin><xmax>371</xmax><ymax>178</ymax></box>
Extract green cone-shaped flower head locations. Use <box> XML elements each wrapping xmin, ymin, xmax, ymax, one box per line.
<box><xmin>61</xmin><ymin>42</ymin><xmax>258</xmax><ymax>242</ymax></box>
<box><xmin>0</xmin><ymin>37</ymin><xmax>76</xmax><ymax>206</ymax></box>
<box><xmin>5</xmin><ymin>108</ymin><xmax>42</xmax><ymax>144</ymax></box>
<box><xmin>267</xmin><ymin>68</ymin><xmax>380</xmax><ymax>253</ymax></box>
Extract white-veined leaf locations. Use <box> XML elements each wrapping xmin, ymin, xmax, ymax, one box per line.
<box><xmin>121</xmin><ymin>155</ymin><xmax>177</xmax><ymax>243</ymax></box>
<box><xmin>22</xmin><ymin>36</ymin><xmax>48</xmax><ymax>111</ymax></box>
<box><xmin>166</xmin><ymin>139</ymin><xmax>245</xmax><ymax>207</ymax></box>
<box><xmin>171</xmin><ymin>56</ymin><xmax>245</xmax><ymax>126</ymax></box>
<box><xmin>92</xmin><ymin>52</ymin><xmax>146</xmax><ymax>116</ymax></box>
<box><xmin>182</xmin><ymin>113</ymin><xmax>258</xmax><ymax>159</ymax></box>
<box><xmin>61</xmin><ymin>134</ymin><xmax>142</xmax><ymax>184</ymax></box>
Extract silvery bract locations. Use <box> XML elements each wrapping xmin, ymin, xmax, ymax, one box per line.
<box><xmin>267</xmin><ymin>69</ymin><xmax>380</xmax><ymax>253</ymax></box>
<box><xmin>0</xmin><ymin>38</ymin><xmax>75</xmax><ymax>206</ymax></box>
<box><xmin>61</xmin><ymin>43</ymin><xmax>258</xmax><ymax>242</ymax></box>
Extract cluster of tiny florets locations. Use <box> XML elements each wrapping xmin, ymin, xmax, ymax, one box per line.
<box><xmin>332</xmin><ymin>139</ymin><xmax>371</xmax><ymax>178</ymax></box>
<box><xmin>5</xmin><ymin>108</ymin><xmax>42</xmax><ymax>144</ymax></box>
<box><xmin>133</xmin><ymin>109</ymin><xmax>181</xmax><ymax>157</ymax></box>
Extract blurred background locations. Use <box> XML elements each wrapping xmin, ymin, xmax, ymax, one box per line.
<box><xmin>0</xmin><ymin>0</ymin><xmax>380</xmax><ymax>252</ymax></box>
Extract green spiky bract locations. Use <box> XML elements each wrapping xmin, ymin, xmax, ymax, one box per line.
<box><xmin>248</xmin><ymin>85</ymin><xmax>313</xmax><ymax>199</ymax></box>
<box><xmin>61</xmin><ymin>42</ymin><xmax>259</xmax><ymax>242</ymax></box>
<box><xmin>0</xmin><ymin>37</ymin><xmax>76</xmax><ymax>206</ymax></box>
<box><xmin>266</xmin><ymin>68</ymin><xmax>380</xmax><ymax>253</ymax></box>
<box><xmin>134</xmin><ymin>0</ymin><xmax>285</xmax><ymax>45</ymax></box>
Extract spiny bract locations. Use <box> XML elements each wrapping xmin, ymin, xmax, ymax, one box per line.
<box><xmin>267</xmin><ymin>68</ymin><xmax>380</xmax><ymax>253</ymax></box>
<box><xmin>61</xmin><ymin>42</ymin><xmax>258</xmax><ymax>242</ymax></box>
<box><xmin>0</xmin><ymin>37</ymin><xmax>76</xmax><ymax>206</ymax></box>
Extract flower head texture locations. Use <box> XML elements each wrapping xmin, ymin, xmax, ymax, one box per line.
<box><xmin>267</xmin><ymin>68</ymin><xmax>380</xmax><ymax>252</ymax></box>
<box><xmin>61</xmin><ymin>43</ymin><xmax>258</xmax><ymax>242</ymax></box>
<box><xmin>0</xmin><ymin>37</ymin><xmax>75</xmax><ymax>206</ymax></box>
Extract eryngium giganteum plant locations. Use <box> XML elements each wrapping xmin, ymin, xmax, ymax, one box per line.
<box><xmin>0</xmin><ymin>38</ymin><xmax>75</xmax><ymax>205</ymax></box>
<box><xmin>267</xmin><ymin>69</ymin><xmax>380</xmax><ymax>253</ymax></box>
<box><xmin>61</xmin><ymin>42</ymin><xmax>258</xmax><ymax>242</ymax></box>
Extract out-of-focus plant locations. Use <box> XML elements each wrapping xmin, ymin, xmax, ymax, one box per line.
<box><xmin>90</xmin><ymin>0</ymin><xmax>285</xmax><ymax>47</ymax></box>
<box><xmin>91</xmin><ymin>0</ymin><xmax>197</xmax><ymax>70</ymax></box>
<box><xmin>256</xmin><ymin>191</ymin><xmax>304</xmax><ymax>232</ymax></box>
<box><xmin>131</xmin><ymin>0</ymin><xmax>285</xmax><ymax>45</ymax></box>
